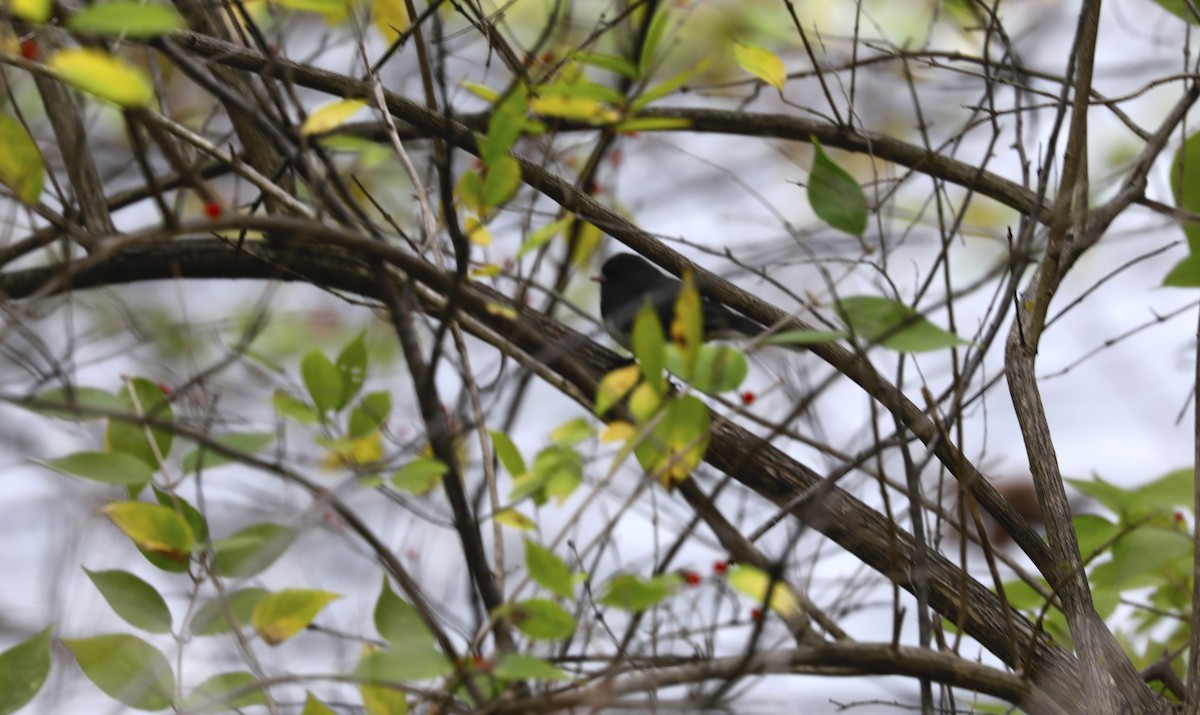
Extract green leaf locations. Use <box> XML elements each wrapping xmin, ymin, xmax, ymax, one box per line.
<box><xmin>355</xmin><ymin>642</ymin><xmax>453</xmax><ymax>682</ymax></box>
<box><xmin>45</xmin><ymin>451</ymin><xmax>155</xmax><ymax>486</ymax></box>
<box><xmin>0</xmin><ymin>628</ymin><xmax>51</xmax><ymax>715</ymax></box>
<box><xmin>0</xmin><ymin>114</ymin><xmax>45</xmax><ymax>205</ymax></box>
<box><xmin>349</xmin><ymin>391</ymin><xmax>392</xmax><ymax>438</ymax></box>
<box><xmin>629</xmin><ymin>62</ymin><xmax>705</xmax><ymax>111</ymax></box>
<box><xmin>524</xmin><ymin>540</ymin><xmax>574</xmax><ymax>599</ymax></box>
<box><xmin>190</xmin><ymin>588</ymin><xmax>269</xmax><ymax>636</ymax></box>
<box><xmin>631</xmin><ymin>302</ymin><xmax>667</xmax><ymax>392</ymax></box>
<box><xmin>374</xmin><ymin>578</ymin><xmax>435</xmax><ymax>646</ymax></box>
<box><xmin>102</xmin><ymin>501</ymin><xmax>193</xmax><ymax>564</ymax></box>
<box><xmin>614</xmin><ymin>116</ymin><xmax>693</xmax><ymax>133</ymax></box>
<box><xmin>667</xmin><ymin>344</ymin><xmax>748</xmax><ymax>393</ymax></box>
<box><xmin>1163</xmin><ymin>253</ymin><xmax>1200</xmax><ymax>287</ymax></box>
<box><xmin>272</xmin><ymin>389</ymin><xmax>320</xmax><ymax>424</ymax></box>
<box><xmin>836</xmin><ymin>295</ymin><xmax>968</xmax><ymax>352</ymax></box>
<box><xmin>597</xmin><ymin>573</ymin><xmax>681</xmax><ymax>611</ymax></box>
<box><xmin>181</xmin><ymin>432</ymin><xmax>275</xmax><ymax>473</ymax></box>
<box><xmin>67</xmin><ymin>2</ymin><xmax>186</xmax><ymax>37</ymax></box>
<box><xmin>550</xmin><ymin>417</ymin><xmax>593</xmax><ymax>446</ymax></box>
<box><xmin>497</xmin><ymin>598</ymin><xmax>576</xmax><ymax>640</ymax></box>
<box><xmin>1074</xmin><ymin>514</ymin><xmax>1119</xmax><ymax>558</ymax></box>
<box><xmin>1111</xmin><ymin>527</ymin><xmax>1192</xmax><ymax>588</ymax></box>
<box><xmin>733</xmin><ymin>43</ymin><xmax>785</xmax><ymax>91</ymax></box>
<box><xmin>570</xmin><ymin>51</ymin><xmax>638</xmax><ymax>78</ymax></box>
<box><xmin>48</xmin><ymin>48</ymin><xmax>153</xmax><ymax>108</ymax></box>
<box><xmin>1150</xmin><ymin>0</ymin><xmax>1200</xmax><ymax>23</ymax></box>
<box><xmin>762</xmin><ymin>329</ymin><xmax>847</xmax><ymax>347</ymax></box>
<box><xmin>390</xmin><ymin>458</ymin><xmax>447</xmax><ymax>494</ymax></box>
<box><xmin>483</xmin><ymin>154</ymin><xmax>521</xmax><ymax>208</ymax></box>
<box><xmin>639</xmin><ymin>6</ymin><xmax>671</xmax><ymax>75</ymax></box>
<box><xmin>152</xmin><ymin>487</ymin><xmax>208</xmax><ymax>543</ymax></box>
<box><xmin>29</xmin><ymin>385</ymin><xmax>124</xmax><ymax>420</ymax></box>
<box><xmin>808</xmin><ymin>137</ymin><xmax>868</xmax><ymax>237</ymax></box>
<box><xmin>106</xmin><ymin>378</ymin><xmax>173</xmax><ymax>469</ymax></box>
<box><xmin>252</xmin><ymin>589</ymin><xmax>341</xmax><ymax>645</ymax></box>
<box><xmin>511</xmin><ymin>444</ymin><xmax>583</xmax><ymax>505</ymax></box>
<box><xmin>212</xmin><ymin>523</ymin><xmax>294</xmax><ymax>578</ymax></box>
<box><xmin>515</xmin><ymin>216</ymin><xmax>572</xmax><ymax>260</ymax></box>
<box><xmin>1174</xmin><ymin>130</ymin><xmax>1200</xmax><ymax>252</ymax></box>
<box><xmin>482</xmin><ymin>83</ymin><xmax>528</xmax><ymax>165</ymax></box>
<box><xmin>490</xmin><ymin>430</ymin><xmax>526</xmax><ymax>477</ymax></box>
<box><xmin>336</xmin><ymin>332</ymin><xmax>369</xmax><ymax>409</ymax></box>
<box><xmin>183</xmin><ymin>671</ymin><xmax>266</xmax><ymax>712</ymax></box>
<box><xmin>302</xmin><ymin>692</ymin><xmax>339</xmax><ymax>715</ymax></box>
<box><xmin>84</xmin><ymin>569</ymin><xmax>172</xmax><ymax>633</ymax></box>
<box><xmin>302</xmin><ymin>350</ymin><xmax>343</xmax><ymax>414</ymax></box>
<box><xmin>492</xmin><ymin>653</ymin><xmax>569</xmax><ymax>682</ymax></box>
<box><xmin>63</xmin><ymin>634</ymin><xmax>174</xmax><ymax>710</ymax></box>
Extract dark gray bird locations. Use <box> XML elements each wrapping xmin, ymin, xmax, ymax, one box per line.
<box><xmin>594</xmin><ymin>253</ymin><xmax>765</xmax><ymax>348</ymax></box>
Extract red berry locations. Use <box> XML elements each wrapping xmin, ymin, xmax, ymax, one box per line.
<box><xmin>20</xmin><ymin>39</ymin><xmax>37</xmax><ymax>60</ymax></box>
<box><xmin>740</xmin><ymin>391</ymin><xmax>756</xmax><ymax>405</ymax></box>
<box><xmin>712</xmin><ymin>560</ymin><xmax>728</xmax><ymax>574</ymax></box>
<box><xmin>683</xmin><ymin>570</ymin><xmax>701</xmax><ymax>586</ymax></box>
<box><xmin>750</xmin><ymin>607</ymin><xmax>763</xmax><ymax>621</ymax></box>
<box><xmin>203</xmin><ymin>201</ymin><xmax>222</xmax><ymax>219</ymax></box>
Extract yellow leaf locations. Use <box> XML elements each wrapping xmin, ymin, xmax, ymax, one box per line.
<box><xmin>600</xmin><ymin>421</ymin><xmax>635</xmax><ymax>443</ymax></box>
<box><xmin>465</xmin><ymin>215</ymin><xmax>492</xmax><ymax>246</ymax></box>
<box><xmin>733</xmin><ymin>43</ymin><xmax>786</xmax><ymax>91</ymax></box>
<box><xmin>321</xmin><ymin>431</ymin><xmax>384</xmax><ymax>468</ymax></box>
<box><xmin>485</xmin><ymin>303</ymin><xmax>518</xmax><ymax>319</ymax></box>
<box><xmin>371</xmin><ymin>0</ymin><xmax>409</xmax><ymax>41</ymax></box>
<box><xmin>494</xmin><ymin>508</ymin><xmax>536</xmax><ymax>530</ymax></box>
<box><xmin>49</xmin><ymin>48</ymin><xmax>153</xmax><ymax>108</ymax></box>
<box><xmin>11</xmin><ymin>0</ymin><xmax>52</xmax><ymax>22</ymax></box>
<box><xmin>470</xmin><ymin>263</ymin><xmax>502</xmax><ymax>278</ymax></box>
<box><xmin>300</xmin><ymin>98</ymin><xmax>367</xmax><ymax>136</ymax></box>
<box><xmin>727</xmin><ymin>564</ymin><xmax>801</xmax><ymax>617</ymax></box>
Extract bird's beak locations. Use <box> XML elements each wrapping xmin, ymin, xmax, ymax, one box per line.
<box><xmin>590</xmin><ymin>274</ymin><xmax>605</xmax><ymax>283</ymax></box>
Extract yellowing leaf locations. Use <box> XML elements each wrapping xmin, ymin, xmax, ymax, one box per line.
<box><xmin>727</xmin><ymin>564</ymin><xmax>801</xmax><ymax>617</ymax></box>
<box><xmin>733</xmin><ymin>43</ymin><xmax>786</xmax><ymax>91</ymax></box>
<box><xmin>300</xmin><ymin>99</ymin><xmax>367</xmax><ymax>136</ymax></box>
<box><xmin>595</xmin><ymin>364</ymin><xmax>640</xmax><ymax>415</ymax></box>
<box><xmin>252</xmin><ymin>589</ymin><xmax>341</xmax><ymax>645</ymax></box>
<box><xmin>0</xmin><ymin>115</ymin><xmax>45</xmax><ymax>205</ymax></box>
<box><xmin>102</xmin><ymin>502</ymin><xmax>194</xmax><ymax>562</ymax></box>
<box><xmin>371</xmin><ymin>0</ymin><xmax>409</xmax><ymax>40</ymax></box>
<box><xmin>494</xmin><ymin>508</ymin><xmax>536</xmax><ymax>530</ymax></box>
<box><xmin>670</xmin><ymin>271</ymin><xmax>702</xmax><ymax>372</ymax></box>
<box><xmin>321</xmin><ymin>431</ymin><xmax>384</xmax><ymax>468</ymax></box>
<box><xmin>529</xmin><ymin>95</ymin><xmax>619</xmax><ymax>123</ymax></box>
<box><xmin>274</xmin><ymin>0</ymin><xmax>347</xmax><ymax>23</ymax></box>
<box><xmin>49</xmin><ymin>48</ymin><xmax>153</xmax><ymax>108</ymax></box>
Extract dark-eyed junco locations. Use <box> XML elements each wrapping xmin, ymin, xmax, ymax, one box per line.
<box><xmin>593</xmin><ymin>253</ymin><xmax>765</xmax><ymax>348</ymax></box>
